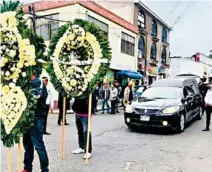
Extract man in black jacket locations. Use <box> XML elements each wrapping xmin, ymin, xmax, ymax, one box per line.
<box><xmin>22</xmin><ymin>73</ymin><xmax>49</xmax><ymax>172</ymax></box>
<box><xmin>99</xmin><ymin>83</ymin><xmax>110</xmax><ymax>114</ymax></box>
<box><xmin>72</xmin><ymin>98</ymin><xmax>92</xmax><ymax>159</ymax></box>
<box><xmin>57</xmin><ymin>93</ymin><xmax>71</xmax><ymax>125</ymax></box>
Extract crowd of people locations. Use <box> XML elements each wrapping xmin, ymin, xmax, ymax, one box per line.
<box><xmin>21</xmin><ymin>73</ymin><xmax>212</xmax><ymax>172</ymax></box>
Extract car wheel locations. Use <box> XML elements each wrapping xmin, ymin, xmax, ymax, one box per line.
<box><xmin>196</xmin><ymin>107</ymin><xmax>203</xmax><ymax>120</ymax></box>
<box><xmin>176</xmin><ymin>114</ymin><xmax>185</xmax><ymax>133</ymax></box>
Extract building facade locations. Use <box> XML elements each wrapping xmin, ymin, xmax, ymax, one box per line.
<box><xmin>98</xmin><ymin>0</ymin><xmax>172</xmax><ymax>84</ymax></box>
<box><xmin>23</xmin><ymin>0</ymin><xmax>139</xmax><ymax>102</ymax></box>
<box><xmin>169</xmin><ymin>53</ymin><xmax>212</xmax><ymax>80</ymax></box>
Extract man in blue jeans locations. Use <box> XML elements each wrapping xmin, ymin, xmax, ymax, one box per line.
<box><xmin>72</xmin><ymin>98</ymin><xmax>92</xmax><ymax>159</ymax></box>
<box><xmin>22</xmin><ymin>73</ymin><xmax>49</xmax><ymax>172</ymax></box>
<box><xmin>99</xmin><ymin>83</ymin><xmax>110</xmax><ymax>114</ymax></box>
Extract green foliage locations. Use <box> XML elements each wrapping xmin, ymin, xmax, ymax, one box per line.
<box><xmin>47</xmin><ymin>19</ymin><xmax>112</xmax><ymax>98</ymax></box>
<box><xmin>0</xmin><ymin>0</ymin><xmax>21</xmax><ymax>13</ymax></box>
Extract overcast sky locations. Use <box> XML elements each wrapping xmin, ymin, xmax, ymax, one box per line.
<box><xmin>21</xmin><ymin>0</ymin><xmax>212</xmax><ymax>57</ymax></box>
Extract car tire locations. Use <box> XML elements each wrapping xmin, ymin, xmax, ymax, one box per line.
<box><xmin>196</xmin><ymin>107</ymin><xmax>203</xmax><ymax>120</ymax></box>
<box><xmin>176</xmin><ymin>114</ymin><xmax>185</xmax><ymax>133</ymax></box>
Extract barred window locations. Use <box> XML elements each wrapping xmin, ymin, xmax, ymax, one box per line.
<box><xmin>121</xmin><ymin>32</ymin><xmax>135</xmax><ymax>56</ymax></box>
<box><xmin>36</xmin><ymin>13</ymin><xmax>59</xmax><ymax>41</ymax></box>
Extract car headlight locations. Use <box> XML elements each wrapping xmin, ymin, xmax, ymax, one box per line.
<box><xmin>162</xmin><ymin>106</ymin><xmax>180</xmax><ymax>114</ymax></box>
<box><xmin>125</xmin><ymin>105</ymin><xmax>133</xmax><ymax>113</ymax></box>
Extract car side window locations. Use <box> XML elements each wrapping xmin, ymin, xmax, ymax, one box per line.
<box><xmin>187</xmin><ymin>86</ymin><xmax>195</xmax><ymax>95</ymax></box>
<box><xmin>183</xmin><ymin>86</ymin><xmax>194</xmax><ymax>97</ymax></box>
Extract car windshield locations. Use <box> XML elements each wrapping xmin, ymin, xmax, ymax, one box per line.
<box><xmin>141</xmin><ymin>87</ymin><xmax>181</xmax><ymax>99</ymax></box>
<box><xmin>137</xmin><ymin>87</ymin><xmax>144</xmax><ymax>93</ymax></box>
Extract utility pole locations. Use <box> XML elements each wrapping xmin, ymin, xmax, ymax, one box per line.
<box><xmin>144</xmin><ymin>33</ymin><xmax>148</xmax><ymax>77</ymax></box>
<box><xmin>28</xmin><ymin>4</ymin><xmax>36</xmax><ymax>33</ymax></box>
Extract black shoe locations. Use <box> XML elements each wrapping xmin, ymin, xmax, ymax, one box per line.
<box><xmin>58</xmin><ymin>122</ymin><xmax>61</xmax><ymax>126</ymax></box>
<box><xmin>116</xmin><ymin>111</ymin><xmax>120</xmax><ymax>113</ymax></box>
<box><xmin>202</xmin><ymin>128</ymin><xmax>210</xmax><ymax>131</ymax></box>
<box><xmin>101</xmin><ymin>112</ymin><xmax>104</xmax><ymax>114</ymax></box>
<box><xmin>65</xmin><ymin>123</ymin><xmax>69</xmax><ymax>125</ymax></box>
<box><xmin>44</xmin><ymin>132</ymin><xmax>51</xmax><ymax>135</ymax></box>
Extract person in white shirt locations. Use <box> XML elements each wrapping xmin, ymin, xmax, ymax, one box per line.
<box><xmin>42</xmin><ymin>77</ymin><xmax>54</xmax><ymax>135</ymax></box>
<box><xmin>203</xmin><ymin>84</ymin><xmax>212</xmax><ymax>131</ymax></box>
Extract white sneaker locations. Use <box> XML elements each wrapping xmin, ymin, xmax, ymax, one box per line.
<box><xmin>72</xmin><ymin>148</ymin><xmax>85</xmax><ymax>154</ymax></box>
<box><xmin>83</xmin><ymin>153</ymin><xmax>92</xmax><ymax>159</ymax></box>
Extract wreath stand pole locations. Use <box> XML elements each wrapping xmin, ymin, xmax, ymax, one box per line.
<box><xmin>85</xmin><ymin>93</ymin><xmax>92</xmax><ymax>165</ymax></box>
<box><xmin>18</xmin><ymin>137</ymin><xmax>21</xmax><ymax>172</ymax></box>
<box><xmin>8</xmin><ymin>148</ymin><xmax>12</xmax><ymax>172</ymax></box>
<box><xmin>61</xmin><ymin>96</ymin><xmax>66</xmax><ymax>160</ymax></box>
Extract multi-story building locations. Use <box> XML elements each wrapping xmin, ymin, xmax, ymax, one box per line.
<box><xmin>98</xmin><ymin>0</ymin><xmax>172</xmax><ymax>83</ymax></box>
<box><xmin>23</xmin><ymin>0</ymin><xmax>139</xmax><ymax>102</ymax></box>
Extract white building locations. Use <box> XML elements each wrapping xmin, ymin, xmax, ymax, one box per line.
<box><xmin>169</xmin><ymin>53</ymin><xmax>212</xmax><ymax>78</ymax></box>
<box><xmin>23</xmin><ymin>0</ymin><xmax>139</xmax><ymax>105</ymax></box>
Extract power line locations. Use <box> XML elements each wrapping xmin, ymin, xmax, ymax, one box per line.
<box><xmin>172</xmin><ymin>0</ymin><xmax>196</xmax><ymax>27</ymax></box>
<box><xmin>169</xmin><ymin>1</ymin><xmax>181</xmax><ymax>15</ymax></box>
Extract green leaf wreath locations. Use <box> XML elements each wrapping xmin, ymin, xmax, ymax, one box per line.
<box><xmin>0</xmin><ymin>0</ymin><xmax>46</xmax><ymax>147</ymax></box>
<box><xmin>47</xmin><ymin>19</ymin><xmax>112</xmax><ymax>98</ymax></box>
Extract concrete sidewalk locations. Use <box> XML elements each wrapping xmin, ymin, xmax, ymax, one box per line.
<box><xmin>51</xmin><ymin>101</ymin><xmax>123</xmax><ymax>115</ymax></box>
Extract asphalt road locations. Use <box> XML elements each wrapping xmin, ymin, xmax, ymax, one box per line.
<box><xmin>1</xmin><ymin>111</ymin><xmax>212</xmax><ymax>172</ymax></box>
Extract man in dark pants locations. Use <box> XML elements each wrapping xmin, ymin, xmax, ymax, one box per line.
<box><xmin>198</xmin><ymin>78</ymin><xmax>209</xmax><ymax>114</ymax></box>
<box><xmin>72</xmin><ymin>98</ymin><xmax>92</xmax><ymax>159</ymax></box>
<box><xmin>58</xmin><ymin>93</ymin><xmax>71</xmax><ymax>125</ymax></box>
<box><xmin>203</xmin><ymin>86</ymin><xmax>212</xmax><ymax>131</ymax></box>
<box><xmin>22</xmin><ymin>74</ymin><xmax>49</xmax><ymax>172</ymax></box>
<box><xmin>42</xmin><ymin>77</ymin><xmax>53</xmax><ymax>135</ymax></box>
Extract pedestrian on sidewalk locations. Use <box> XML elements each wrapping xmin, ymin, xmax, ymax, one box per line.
<box><xmin>57</xmin><ymin>93</ymin><xmax>71</xmax><ymax>125</ymax></box>
<box><xmin>99</xmin><ymin>83</ymin><xmax>110</xmax><ymax>114</ymax></box>
<box><xmin>110</xmin><ymin>83</ymin><xmax>118</xmax><ymax>114</ymax></box>
<box><xmin>42</xmin><ymin>77</ymin><xmax>54</xmax><ymax>135</ymax></box>
<box><xmin>203</xmin><ymin>84</ymin><xmax>212</xmax><ymax>131</ymax></box>
<box><xmin>72</xmin><ymin>97</ymin><xmax>93</xmax><ymax>159</ymax></box>
<box><xmin>114</xmin><ymin>81</ymin><xmax>121</xmax><ymax>113</ymax></box>
<box><xmin>22</xmin><ymin>73</ymin><xmax>49</xmax><ymax>172</ymax></box>
<box><xmin>124</xmin><ymin>82</ymin><xmax>134</xmax><ymax>104</ymax></box>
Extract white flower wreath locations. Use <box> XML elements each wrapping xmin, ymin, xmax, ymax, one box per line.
<box><xmin>0</xmin><ymin>83</ymin><xmax>27</xmax><ymax>134</ymax></box>
<box><xmin>0</xmin><ymin>12</ymin><xmax>36</xmax><ymax>82</ymax></box>
<box><xmin>52</xmin><ymin>25</ymin><xmax>103</xmax><ymax>96</ymax></box>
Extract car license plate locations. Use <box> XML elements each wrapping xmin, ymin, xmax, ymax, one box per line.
<box><xmin>140</xmin><ymin>115</ymin><xmax>150</xmax><ymax>121</ymax></box>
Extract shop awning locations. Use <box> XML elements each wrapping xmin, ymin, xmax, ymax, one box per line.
<box><xmin>117</xmin><ymin>70</ymin><xmax>144</xmax><ymax>79</ymax></box>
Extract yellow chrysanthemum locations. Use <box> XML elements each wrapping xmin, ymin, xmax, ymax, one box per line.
<box><xmin>70</xmin><ymin>79</ymin><xmax>77</xmax><ymax>86</ymax></box>
<box><xmin>2</xmin><ymin>85</ymin><xmax>9</xmax><ymax>95</ymax></box>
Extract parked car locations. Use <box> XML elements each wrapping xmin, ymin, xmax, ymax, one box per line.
<box><xmin>124</xmin><ymin>77</ymin><xmax>203</xmax><ymax>133</ymax></box>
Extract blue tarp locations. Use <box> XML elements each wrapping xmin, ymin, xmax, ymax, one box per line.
<box><xmin>117</xmin><ymin>70</ymin><xmax>144</xmax><ymax>79</ymax></box>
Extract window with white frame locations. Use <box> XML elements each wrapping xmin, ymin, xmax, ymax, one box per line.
<box><xmin>35</xmin><ymin>13</ymin><xmax>59</xmax><ymax>41</ymax></box>
<box><xmin>121</xmin><ymin>32</ymin><xmax>135</xmax><ymax>56</ymax></box>
<box><xmin>88</xmin><ymin>15</ymin><xmax>108</xmax><ymax>38</ymax></box>
<box><xmin>138</xmin><ymin>10</ymin><xmax>145</xmax><ymax>29</ymax></box>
